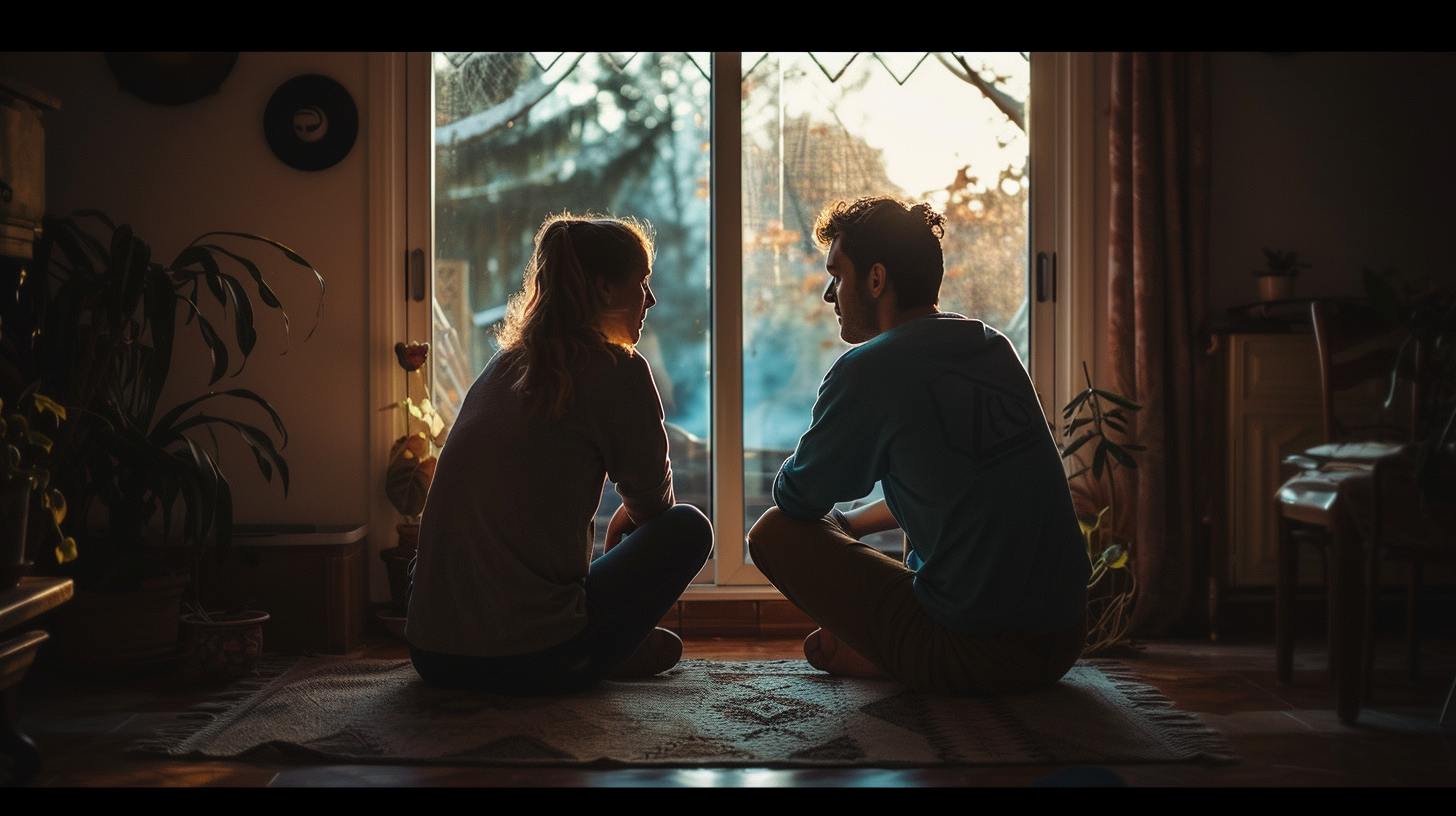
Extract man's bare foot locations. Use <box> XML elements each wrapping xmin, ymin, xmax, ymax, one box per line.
<box><xmin>803</xmin><ymin>628</ymin><xmax>888</xmax><ymax>678</ymax></box>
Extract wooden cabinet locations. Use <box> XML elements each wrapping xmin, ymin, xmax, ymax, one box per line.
<box><xmin>1224</xmin><ymin>333</ymin><xmax>1323</xmax><ymax>587</ymax></box>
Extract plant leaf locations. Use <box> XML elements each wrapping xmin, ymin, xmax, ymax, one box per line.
<box><xmin>1061</xmin><ymin>430</ymin><xmax>1097</xmax><ymax>460</ymax></box>
<box><xmin>1092</xmin><ymin>389</ymin><xmax>1141</xmax><ymax>410</ymax></box>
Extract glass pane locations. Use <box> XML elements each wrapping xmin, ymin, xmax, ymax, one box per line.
<box><xmin>740</xmin><ymin>52</ymin><xmax>1031</xmax><ymax>560</ymax></box>
<box><xmin>433</xmin><ymin>52</ymin><xmax>713</xmax><ymax>556</ymax></box>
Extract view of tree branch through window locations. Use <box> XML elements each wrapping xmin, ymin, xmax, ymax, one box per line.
<box><xmin>432</xmin><ymin>53</ymin><xmax>1029</xmax><ymax>567</ymax></box>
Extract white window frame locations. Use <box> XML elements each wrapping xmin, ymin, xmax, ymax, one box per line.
<box><xmin>365</xmin><ymin>51</ymin><xmax>1095</xmax><ymax>602</ymax></box>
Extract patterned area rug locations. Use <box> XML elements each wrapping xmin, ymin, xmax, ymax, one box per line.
<box><xmin>132</xmin><ymin>658</ymin><xmax>1233</xmax><ymax>767</ymax></box>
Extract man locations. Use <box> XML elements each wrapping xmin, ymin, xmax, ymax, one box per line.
<box><xmin>747</xmin><ymin>196</ymin><xmax>1090</xmax><ymax>694</ymax></box>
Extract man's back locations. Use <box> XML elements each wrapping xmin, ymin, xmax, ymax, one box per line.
<box><xmin>773</xmin><ymin>312</ymin><xmax>1089</xmax><ymax>636</ymax></box>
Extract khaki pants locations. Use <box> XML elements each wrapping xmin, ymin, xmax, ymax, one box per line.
<box><xmin>747</xmin><ymin>508</ymin><xmax>1086</xmax><ymax>695</ymax></box>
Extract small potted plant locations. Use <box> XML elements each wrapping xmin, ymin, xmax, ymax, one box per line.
<box><xmin>1254</xmin><ymin>248</ymin><xmax>1310</xmax><ymax>303</ymax></box>
<box><xmin>378</xmin><ymin>340</ymin><xmax>446</xmax><ymax>624</ymax></box>
<box><xmin>0</xmin><ymin>390</ymin><xmax>75</xmax><ymax>591</ymax></box>
<box><xmin>1061</xmin><ymin>362</ymin><xmax>1146</xmax><ymax>654</ymax></box>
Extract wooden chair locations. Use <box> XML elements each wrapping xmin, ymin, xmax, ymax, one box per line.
<box><xmin>1274</xmin><ymin>299</ymin><xmax>1411</xmax><ymax>722</ymax></box>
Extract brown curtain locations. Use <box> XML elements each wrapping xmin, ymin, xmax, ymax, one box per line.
<box><xmin>1107</xmin><ymin>52</ymin><xmax>1212</xmax><ymax>635</ymax></box>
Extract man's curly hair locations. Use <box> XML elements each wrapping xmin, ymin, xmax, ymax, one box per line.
<box><xmin>812</xmin><ymin>196</ymin><xmax>946</xmax><ymax>310</ymax></box>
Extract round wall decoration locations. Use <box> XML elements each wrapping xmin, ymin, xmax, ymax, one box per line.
<box><xmin>106</xmin><ymin>52</ymin><xmax>239</xmax><ymax>106</ymax></box>
<box><xmin>264</xmin><ymin>74</ymin><xmax>359</xmax><ymax>172</ymax></box>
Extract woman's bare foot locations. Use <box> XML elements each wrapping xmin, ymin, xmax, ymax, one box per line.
<box><xmin>803</xmin><ymin>628</ymin><xmax>888</xmax><ymax>678</ymax></box>
<box><xmin>610</xmin><ymin>627</ymin><xmax>683</xmax><ymax>679</ymax></box>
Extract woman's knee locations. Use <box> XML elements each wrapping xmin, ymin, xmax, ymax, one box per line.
<box><xmin>662</xmin><ymin>503</ymin><xmax>713</xmax><ymax>560</ymax></box>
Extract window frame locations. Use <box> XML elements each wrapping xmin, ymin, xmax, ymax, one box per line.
<box><xmin>365</xmin><ymin>51</ymin><xmax>1095</xmax><ymax>602</ymax></box>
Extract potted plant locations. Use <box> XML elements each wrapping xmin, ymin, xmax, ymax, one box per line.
<box><xmin>378</xmin><ymin>340</ymin><xmax>445</xmax><ymax>623</ymax></box>
<box><xmin>1061</xmin><ymin>362</ymin><xmax>1146</xmax><ymax>654</ymax></box>
<box><xmin>1254</xmin><ymin>248</ymin><xmax>1310</xmax><ymax>303</ymax></box>
<box><xmin>0</xmin><ymin>390</ymin><xmax>74</xmax><ymax>591</ymax></box>
<box><xmin>1363</xmin><ymin>269</ymin><xmax>1456</xmax><ymax>513</ymax></box>
<box><xmin>4</xmin><ymin>211</ymin><xmax>322</xmax><ymax>669</ymax></box>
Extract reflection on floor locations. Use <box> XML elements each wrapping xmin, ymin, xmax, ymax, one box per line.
<box><xmin>12</xmin><ymin>634</ymin><xmax>1456</xmax><ymax>787</ymax></box>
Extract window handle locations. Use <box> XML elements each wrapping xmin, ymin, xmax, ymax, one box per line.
<box><xmin>409</xmin><ymin>248</ymin><xmax>426</xmax><ymax>302</ymax></box>
<box><xmin>1036</xmin><ymin>251</ymin><xmax>1057</xmax><ymax>303</ymax></box>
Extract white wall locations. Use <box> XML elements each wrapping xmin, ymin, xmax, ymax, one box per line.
<box><xmin>0</xmin><ymin>52</ymin><xmax>372</xmax><ymax>529</ymax></box>
<box><xmin>1209</xmin><ymin>52</ymin><xmax>1456</xmax><ymax>315</ymax></box>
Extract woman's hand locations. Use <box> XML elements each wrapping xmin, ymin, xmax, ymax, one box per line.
<box><xmin>605</xmin><ymin>503</ymin><xmax>639</xmax><ymax>553</ymax></box>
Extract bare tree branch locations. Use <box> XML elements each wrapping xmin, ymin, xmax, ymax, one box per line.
<box><xmin>934</xmin><ymin>53</ymin><xmax>1025</xmax><ymax>133</ymax></box>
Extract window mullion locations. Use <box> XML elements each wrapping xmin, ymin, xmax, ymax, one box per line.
<box><xmin>709</xmin><ymin>52</ymin><xmax>764</xmax><ymax>585</ymax></box>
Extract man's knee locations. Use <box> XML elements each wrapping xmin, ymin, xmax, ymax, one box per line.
<box><xmin>747</xmin><ymin>507</ymin><xmax>797</xmax><ymax>570</ymax></box>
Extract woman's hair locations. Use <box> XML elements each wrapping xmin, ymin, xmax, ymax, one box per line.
<box><xmin>496</xmin><ymin>213</ymin><xmax>655</xmax><ymax>418</ymax></box>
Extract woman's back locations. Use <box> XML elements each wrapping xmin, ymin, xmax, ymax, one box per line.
<box><xmin>405</xmin><ymin>344</ymin><xmax>674</xmax><ymax>657</ymax></box>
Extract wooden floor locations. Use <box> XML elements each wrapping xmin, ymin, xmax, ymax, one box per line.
<box><xmin>9</xmin><ymin>633</ymin><xmax>1456</xmax><ymax>787</ymax></box>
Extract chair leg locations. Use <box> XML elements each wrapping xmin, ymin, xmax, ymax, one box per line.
<box><xmin>1332</xmin><ymin>503</ymin><xmax>1365</xmax><ymax>724</ymax></box>
<box><xmin>1276</xmin><ymin>515</ymin><xmax>1297</xmax><ymax>684</ymax></box>
<box><xmin>1408</xmin><ymin>562</ymin><xmax>1422</xmax><ymax>682</ymax></box>
<box><xmin>1325</xmin><ymin>542</ymin><xmax>1340</xmax><ymax>685</ymax></box>
<box><xmin>1364</xmin><ymin>546</ymin><xmax>1380</xmax><ymax>704</ymax></box>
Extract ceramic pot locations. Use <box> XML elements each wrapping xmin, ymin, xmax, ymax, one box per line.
<box><xmin>1257</xmin><ymin>275</ymin><xmax>1295</xmax><ymax>302</ymax></box>
<box><xmin>182</xmin><ymin>610</ymin><xmax>270</xmax><ymax>679</ymax></box>
<box><xmin>1</xmin><ymin>479</ymin><xmax>31</xmax><ymax>591</ymax></box>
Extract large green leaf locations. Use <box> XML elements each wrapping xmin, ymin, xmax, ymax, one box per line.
<box><xmin>191</xmin><ymin>232</ymin><xmax>324</xmax><ymax>339</ymax></box>
<box><xmin>199</xmin><ymin>244</ymin><xmax>285</xmax><ymax>311</ymax></box>
<box><xmin>139</xmin><ymin>268</ymin><xmax>177</xmax><ymax>428</ymax></box>
<box><xmin>152</xmin><ymin>389</ymin><xmax>288</xmax><ymax>448</ymax></box>
<box><xmin>165</xmin><ymin>414</ymin><xmax>289</xmax><ymax>495</ymax></box>
<box><xmin>215</xmin><ymin>272</ymin><xmax>259</xmax><ymax>363</ymax></box>
<box><xmin>178</xmin><ymin>301</ymin><xmax>229</xmax><ymax>384</ymax></box>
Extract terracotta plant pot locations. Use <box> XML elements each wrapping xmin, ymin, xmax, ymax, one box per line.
<box><xmin>1257</xmin><ymin>275</ymin><xmax>1294</xmax><ymax>302</ymax></box>
<box><xmin>395</xmin><ymin>522</ymin><xmax>419</xmax><ymax>553</ymax></box>
<box><xmin>379</xmin><ymin>546</ymin><xmax>414</xmax><ymax>616</ymax></box>
<box><xmin>51</xmin><ymin>574</ymin><xmax>191</xmax><ymax>669</ymax></box>
<box><xmin>182</xmin><ymin>610</ymin><xmax>270</xmax><ymax>679</ymax></box>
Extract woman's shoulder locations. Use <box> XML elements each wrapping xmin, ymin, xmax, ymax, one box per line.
<box><xmin>576</xmin><ymin>343</ymin><xmax>651</xmax><ymax>378</ymax></box>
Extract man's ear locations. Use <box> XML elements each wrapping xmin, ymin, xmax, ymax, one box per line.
<box><xmin>867</xmin><ymin>262</ymin><xmax>889</xmax><ymax>300</ymax></box>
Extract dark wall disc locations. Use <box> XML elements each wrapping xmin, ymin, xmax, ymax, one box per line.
<box><xmin>107</xmin><ymin>52</ymin><xmax>238</xmax><ymax>106</ymax></box>
<box><xmin>264</xmin><ymin>74</ymin><xmax>359</xmax><ymax>172</ymax></box>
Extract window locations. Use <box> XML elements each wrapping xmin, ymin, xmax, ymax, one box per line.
<box><xmin>377</xmin><ymin>52</ymin><xmax>1090</xmax><ymax>592</ymax></box>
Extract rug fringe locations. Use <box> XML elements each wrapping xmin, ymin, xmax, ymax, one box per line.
<box><xmin>127</xmin><ymin>657</ymin><xmax>300</xmax><ymax>756</ymax></box>
<box><xmin>1082</xmin><ymin>659</ymin><xmax>1237</xmax><ymax>764</ymax></box>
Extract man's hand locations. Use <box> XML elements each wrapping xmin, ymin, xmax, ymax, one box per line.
<box><xmin>605</xmin><ymin>503</ymin><xmax>639</xmax><ymax>553</ymax></box>
<box><xmin>839</xmin><ymin>499</ymin><xmax>900</xmax><ymax>540</ymax></box>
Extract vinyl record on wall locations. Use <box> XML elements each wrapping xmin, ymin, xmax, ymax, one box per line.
<box><xmin>264</xmin><ymin>74</ymin><xmax>359</xmax><ymax>172</ymax></box>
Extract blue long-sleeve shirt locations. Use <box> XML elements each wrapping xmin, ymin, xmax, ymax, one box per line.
<box><xmin>773</xmin><ymin>313</ymin><xmax>1089</xmax><ymax>636</ymax></box>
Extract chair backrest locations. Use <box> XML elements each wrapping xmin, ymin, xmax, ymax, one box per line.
<box><xmin>1310</xmin><ymin>299</ymin><xmax>1415</xmax><ymax>444</ymax></box>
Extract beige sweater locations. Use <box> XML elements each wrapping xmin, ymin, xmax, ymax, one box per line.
<box><xmin>405</xmin><ymin>345</ymin><xmax>674</xmax><ymax>656</ymax></box>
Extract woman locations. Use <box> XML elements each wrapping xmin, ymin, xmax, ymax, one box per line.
<box><xmin>406</xmin><ymin>214</ymin><xmax>712</xmax><ymax>695</ymax></box>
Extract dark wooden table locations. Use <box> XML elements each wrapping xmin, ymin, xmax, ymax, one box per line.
<box><xmin>1</xmin><ymin>577</ymin><xmax>73</xmax><ymax>785</ymax></box>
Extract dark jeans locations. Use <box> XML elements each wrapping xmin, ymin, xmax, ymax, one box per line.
<box><xmin>409</xmin><ymin>504</ymin><xmax>712</xmax><ymax>695</ymax></box>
